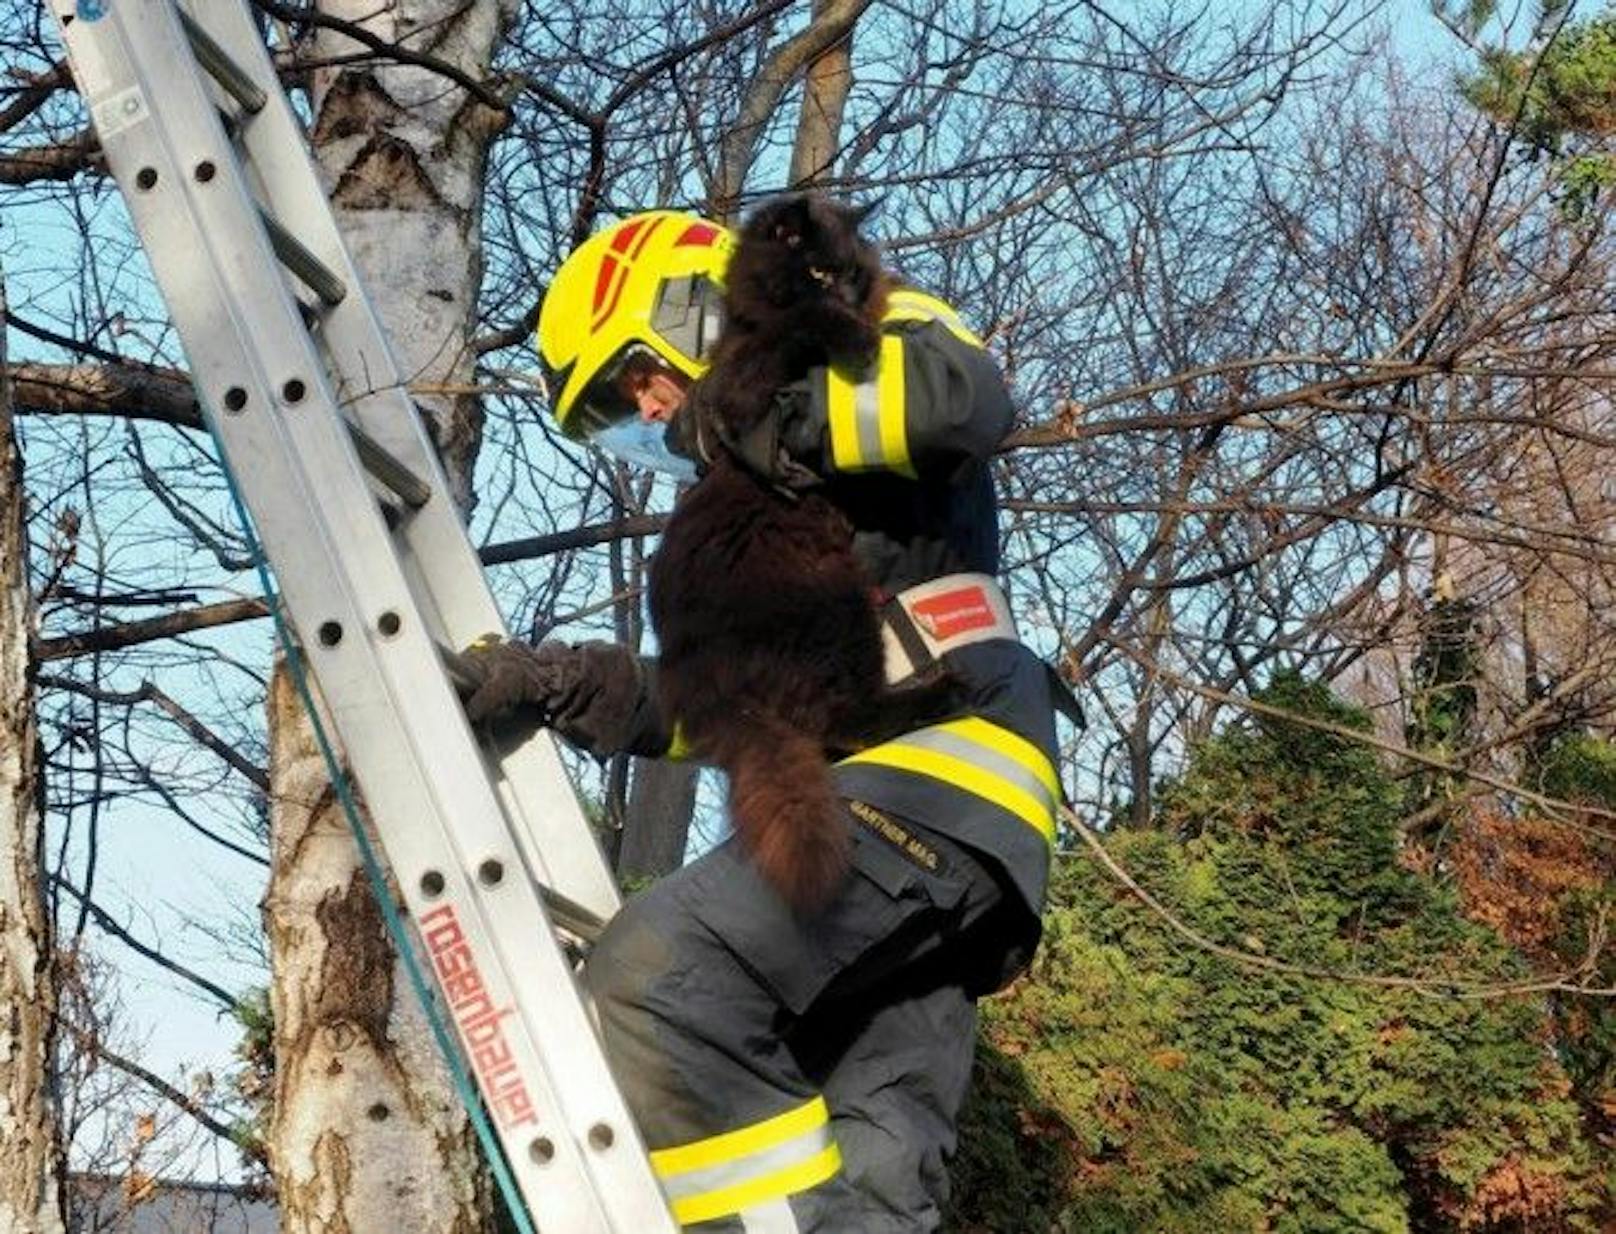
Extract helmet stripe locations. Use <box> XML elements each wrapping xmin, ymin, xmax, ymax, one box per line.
<box><xmin>592</xmin><ymin>255</ymin><xmax>619</xmax><ymax>315</ymax></box>
<box><xmin>591</xmin><ymin>264</ymin><xmax>629</xmax><ymax>332</ymax></box>
<box><xmin>591</xmin><ymin>217</ymin><xmax>666</xmax><ymax>332</ymax></box>
<box><xmin>626</xmin><ymin>215</ymin><xmax>664</xmax><ymax>258</ymax></box>
<box><xmin>675</xmin><ymin>222</ymin><xmax>721</xmax><ymax>248</ymax></box>
<box><xmin>610</xmin><ymin>215</ymin><xmax>650</xmax><ymax>255</ymax></box>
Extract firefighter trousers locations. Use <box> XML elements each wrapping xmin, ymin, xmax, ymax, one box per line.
<box><xmin>582</xmin><ymin>799</ymin><xmax>1014</xmax><ymax>1232</ymax></box>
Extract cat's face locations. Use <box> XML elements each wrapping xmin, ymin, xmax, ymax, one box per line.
<box><xmin>731</xmin><ymin>194</ymin><xmax>881</xmax><ymax>312</ymax></box>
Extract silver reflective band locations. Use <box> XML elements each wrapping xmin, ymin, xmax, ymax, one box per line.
<box><xmin>740</xmin><ymin>1199</ymin><xmax>802</xmax><ymax>1234</ymax></box>
<box><xmin>649</xmin><ymin>1095</ymin><xmax>842</xmax><ymax>1225</ymax></box>
<box><xmin>881</xmin><ymin>573</ymin><xmax>1019</xmax><ymax>683</ymax></box>
<box><xmin>892</xmin><ymin>725</ymin><xmax>1058</xmax><ymax>825</ymax></box>
<box><xmin>852</xmin><ymin>373</ymin><xmax>884</xmax><ymax>466</ymax></box>
<box><xmin>656</xmin><ymin>1121</ymin><xmax>834</xmax><ymax>1204</ymax></box>
<box><xmin>840</xmin><ymin>716</ymin><xmax>1060</xmax><ymax>846</ymax></box>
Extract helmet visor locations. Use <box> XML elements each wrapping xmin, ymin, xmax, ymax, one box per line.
<box><xmin>566</xmin><ymin>343</ymin><xmax>662</xmax><ymax>438</ymax></box>
<box><xmin>651</xmin><ymin>275</ymin><xmax>724</xmax><ymax>366</ymax></box>
<box><xmin>567</xmin><ymin>343</ymin><xmax>697</xmax><ymax>479</ymax></box>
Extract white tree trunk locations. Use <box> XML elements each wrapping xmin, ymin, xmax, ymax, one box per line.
<box><xmin>262</xmin><ymin>5</ymin><xmax>513</xmax><ymax>1230</ymax></box>
<box><xmin>0</xmin><ymin>277</ymin><xmax>67</xmax><ymax>1234</ymax></box>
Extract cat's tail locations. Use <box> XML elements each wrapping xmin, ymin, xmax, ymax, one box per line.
<box><xmin>719</xmin><ymin>718</ymin><xmax>851</xmax><ymax>910</ymax></box>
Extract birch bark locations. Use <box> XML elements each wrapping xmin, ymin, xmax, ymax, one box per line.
<box><xmin>262</xmin><ymin>6</ymin><xmax>513</xmax><ymax>1231</ymax></box>
<box><xmin>0</xmin><ymin>276</ymin><xmax>67</xmax><ymax>1234</ymax></box>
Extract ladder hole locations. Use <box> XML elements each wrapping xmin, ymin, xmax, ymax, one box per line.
<box><xmin>477</xmin><ymin>859</ymin><xmax>504</xmax><ymax>888</ymax></box>
<box><xmin>223</xmin><ymin>387</ymin><xmax>248</xmax><ymax>413</ymax></box>
<box><xmin>366</xmin><ymin>1102</ymin><xmax>390</xmax><ymax>1122</ymax></box>
<box><xmin>529</xmin><ymin>1137</ymin><xmax>555</xmax><ymax>1165</ymax></box>
<box><xmin>588</xmin><ymin>1123</ymin><xmax>615</xmax><ymax>1152</ymax></box>
<box><xmin>377</xmin><ymin>611</ymin><xmax>401</xmax><ymax>638</ymax></box>
<box><xmin>419</xmin><ymin>870</ymin><xmax>445</xmax><ymax>898</ymax></box>
<box><xmin>195</xmin><ymin>160</ymin><xmax>217</xmax><ymax>183</ymax></box>
<box><xmin>282</xmin><ymin>378</ymin><xmax>307</xmax><ymax>404</ymax></box>
<box><xmin>317</xmin><ymin>621</ymin><xmax>343</xmax><ymax>647</ymax></box>
<box><xmin>135</xmin><ymin>166</ymin><xmax>158</xmax><ymax>191</ymax></box>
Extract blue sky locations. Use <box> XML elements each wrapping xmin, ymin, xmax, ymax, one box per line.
<box><xmin>2</xmin><ymin>0</ymin><xmax>1485</xmax><ymax>1185</ymax></box>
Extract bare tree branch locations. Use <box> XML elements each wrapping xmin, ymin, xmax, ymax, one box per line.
<box><xmin>73</xmin><ymin>1035</ymin><xmax>270</xmax><ymax>1168</ymax></box>
<box><xmin>713</xmin><ymin>0</ymin><xmax>875</xmax><ymax>216</ymax></box>
<box><xmin>0</xmin><ymin>130</ymin><xmax>98</xmax><ymax>185</ymax></box>
<box><xmin>34</xmin><ymin>599</ymin><xmax>271</xmax><ymax>663</ymax></box>
<box><xmin>787</xmin><ymin>0</ymin><xmax>855</xmax><ymax>188</ymax></box>
<box><xmin>52</xmin><ymin>878</ymin><xmax>244</xmax><ymax>1011</ymax></box>
<box><xmin>9</xmin><ymin>364</ymin><xmax>201</xmax><ymax>430</ymax></box>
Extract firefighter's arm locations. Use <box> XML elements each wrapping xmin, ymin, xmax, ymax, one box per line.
<box><xmin>733</xmin><ymin>307</ymin><xmax>1013</xmax><ymax>485</ymax></box>
<box><xmin>452</xmin><ymin>639</ymin><xmax>674</xmax><ymax>758</ymax></box>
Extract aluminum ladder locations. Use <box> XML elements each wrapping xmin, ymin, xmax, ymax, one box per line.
<box><xmin>46</xmin><ymin>2</ymin><xmax>677</xmax><ymax>1229</ymax></box>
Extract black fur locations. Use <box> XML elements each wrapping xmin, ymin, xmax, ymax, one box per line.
<box><xmin>648</xmin><ymin>194</ymin><xmax>954</xmax><ymax>908</ymax></box>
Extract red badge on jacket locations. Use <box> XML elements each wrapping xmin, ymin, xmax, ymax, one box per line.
<box><xmin>910</xmin><ymin>585</ymin><xmax>995</xmax><ymax>641</ymax></box>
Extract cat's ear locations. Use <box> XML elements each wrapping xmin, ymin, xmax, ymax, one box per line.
<box><xmin>770</xmin><ymin>195</ymin><xmax>814</xmax><ymax>250</ymax></box>
<box><xmin>847</xmin><ymin>197</ymin><xmax>882</xmax><ymax>229</ymax></box>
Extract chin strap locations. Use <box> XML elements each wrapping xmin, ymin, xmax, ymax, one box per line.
<box><xmin>672</xmin><ymin>388</ymin><xmax>820</xmax><ymax>497</ymax></box>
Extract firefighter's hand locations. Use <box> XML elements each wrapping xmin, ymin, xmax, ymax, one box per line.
<box><xmin>451</xmin><ymin>638</ymin><xmax>654</xmax><ymax>757</ymax></box>
<box><xmin>450</xmin><ymin>637</ymin><xmax>566</xmax><ymax>724</ymax></box>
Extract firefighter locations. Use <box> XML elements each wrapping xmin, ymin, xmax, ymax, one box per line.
<box><xmin>459</xmin><ymin>207</ymin><xmax>1065</xmax><ymax>1233</ymax></box>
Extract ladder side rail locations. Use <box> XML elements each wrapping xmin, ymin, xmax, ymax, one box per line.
<box><xmin>192</xmin><ymin>0</ymin><xmax>623</xmax><ymax>921</ymax></box>
<box><xmin>49</xmin><ymin>6</ymin><xmax>676</xmax><ymax>1230</ymax></box>
<box><xmin>45</xmin><ymin>9</ymin><xmax>615</xmax><ymax>1225</ymax></box>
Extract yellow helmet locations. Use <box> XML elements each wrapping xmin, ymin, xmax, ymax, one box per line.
<box><xmin>537</xmin><ymin>210</ymin><xmax>735</xmax><ymax>440</ymax></box>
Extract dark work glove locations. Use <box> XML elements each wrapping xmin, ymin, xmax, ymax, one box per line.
<box><xmin>450</xmin><ymin>638</ymin><xmax>667</xmax><ymax>758</ymax></box>
<box><xmin>450</xmin><ymin>638</ymin><xmax>566</xmax><ymax>724</ymax></box>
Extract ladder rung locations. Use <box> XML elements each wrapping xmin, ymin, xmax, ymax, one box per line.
<box><xmin>540</xmin><ymin>885</ymin><xmax>606</xmax><ymax>945</ymax></box>
<box><xmin>348</xmin><ymin>422</ymin><xmax>433</xmax><ymax>507</ymax></box>
<box><xmin>262</xmin><ymin>210</ymin><xmax>347</xmax><ymax>306</ymax></box>
<box><xmin>199</xmin><ymin>102</ymin><xmax>345</xmax><ymax>311</ymax></box>
<box><xmin>434</xmin><ymin>641</ymin><xmax>608</xmax><ymax>947</ymax></box>
<box><xmin>178</xmin><ymin>9</ymin><xmax>266</xmax><ymax>114</ymax></box>
<box><xmin>202</xmin><ymin>106</ymin><xmax>346</xmax><ymax>310</ymax></box>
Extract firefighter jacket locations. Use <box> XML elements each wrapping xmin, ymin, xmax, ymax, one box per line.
<box><xmin>645</xmin><ymin>288</ymin><xmax>1062</xmax><ymax>950</ymax></box>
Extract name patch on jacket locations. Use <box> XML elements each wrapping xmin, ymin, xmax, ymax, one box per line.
<box><xmin>910</xmin><ymin>583</ymin><xmax>997</xmax><ymax>641</ymax></box>
<box><xmin>848</xmin><ymin>799</ymin><xmax>945</xmax><ymax>874</ymax></box>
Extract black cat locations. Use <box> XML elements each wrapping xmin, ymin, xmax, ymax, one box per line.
<box><xmin>648</xmin><ymin>194</ymin><xmax>955</xmax><ymax>909</ymax></box>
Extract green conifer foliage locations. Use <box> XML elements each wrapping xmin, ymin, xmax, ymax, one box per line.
<box><xmin>1456</xmin><ymin>4</ymin><xmax>1616</xmax><ymax>216</ymax></box>
<box><xmin>1530</xmin><ymin>736</ymin><xmax>1616</xmax><ymax>1175</ymax></box>
<box><xmin>951</xmin><ymin>673</ymin><xmax>1603</xmax><ymax>1231</ymax></box>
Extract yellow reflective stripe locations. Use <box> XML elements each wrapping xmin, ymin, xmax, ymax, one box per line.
<box><xmin>844</xmin><ymin>743</ymin><xmax>1055</xmax><ymax>846</ymax></box>
<box><xmin>944</xmin><ymin>716</ymin><xmax>1061</xmax><ymax>800</ymax></box>
<box><xmin>876</xmin><ymin>334</ymin><xmax>913</xmax><ymax>477</ymax></box>
<box><xmin>826</xmin><ymin>366</ymin><xmax>863</xmax><ymax>471</ymax></box>
<box><xmin>840</xmin><ymin>717</ymin><xmax>1059</xmax><ymax>847</ymax></box>
<box><xmin>666</xmin><ymin>721</ymin><xmax>690</xmax><ymax>761</ymax></box>
<box><xmin>650</xmin><ymin>1096</ymin><xmax>829</xmax><ymax>1178</ymax></box>
<box><xmin>668</xmin><ymin>1144</ymin><xmax>842</xmax><ymax>1227</ymax></box>
<box><xmin>825</xmin><ymin>342</ymin><xmax>912</xmax><ymax>476</ymax></box>
<box><xmin>882</xmin><ymin>290</ymin><xmax>984</xmax><ymax>348</ymax></box>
